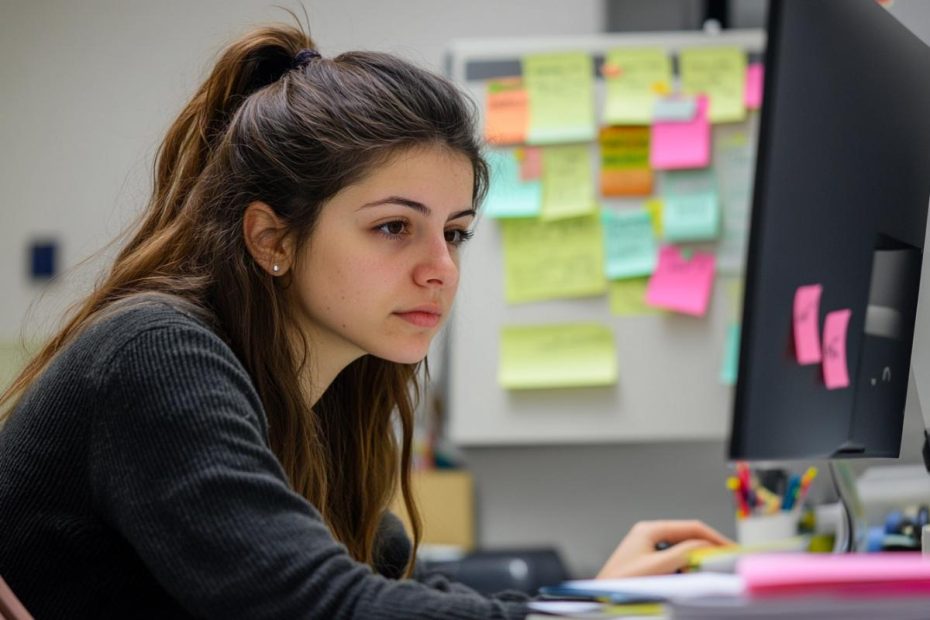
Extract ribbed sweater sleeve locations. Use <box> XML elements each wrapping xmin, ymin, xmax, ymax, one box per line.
<box><xmin>87</xmin><ymin>315</ymin><xmax>528</xmax><ymax>619</ymax></box>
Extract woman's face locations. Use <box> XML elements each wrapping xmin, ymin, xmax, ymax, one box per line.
<box><xmin>290</xmin><ymin>145</ymin><xmax>476</xmax><ymax>366</ymax></box>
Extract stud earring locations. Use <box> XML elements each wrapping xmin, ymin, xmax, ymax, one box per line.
<box><xmin>272</xmin><ymin>264</ymin><xmax>280</xmax><ymax>274</ymax></box>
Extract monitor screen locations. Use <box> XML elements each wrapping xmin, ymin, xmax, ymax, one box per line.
<box><xmin>729</xmin><ymin>0</ymin><xmax>930</xmax><ymax>460</ymax></box>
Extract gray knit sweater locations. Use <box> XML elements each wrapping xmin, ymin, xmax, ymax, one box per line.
<box><xmin>0</xmin><ymin>300</ymin><xmax>528</xmax><ymax>619</ymax></box>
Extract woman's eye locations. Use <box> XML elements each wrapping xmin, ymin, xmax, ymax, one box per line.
<box><xmin>445</xmin><ymin>228</ymin><xmax>475</xmax><ymax>246</ymax></box>
<box><xmin>378</xmin><ymin>221</ymin><xmax>408</xmax><ymax>236</ymax></box>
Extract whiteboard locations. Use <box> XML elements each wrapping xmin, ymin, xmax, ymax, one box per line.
<box><xmin>444</xmin><ymin>30</ymin><xmax>765</xmax><ymax>445</ymax></box>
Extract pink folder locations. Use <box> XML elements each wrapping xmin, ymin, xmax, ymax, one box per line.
<box><xmin>740</xmin><ymin>553</ymin><xmax>930</xmax><ymax>597</ymax></box>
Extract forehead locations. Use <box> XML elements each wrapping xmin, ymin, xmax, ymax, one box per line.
<box><xmin>341</xmin><ymin>145</ymin><xmax>475</xmax><ymax>204</ymax></box>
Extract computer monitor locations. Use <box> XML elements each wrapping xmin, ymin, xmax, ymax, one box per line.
<box><xmin>729</xmin><ymin>0</ymin><xmax>930</xmax><ymax>461</ymax></box>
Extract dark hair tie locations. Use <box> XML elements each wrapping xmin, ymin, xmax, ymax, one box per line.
<box><xmin>293</xmin><ymin>48</ymin><xmax>321</xmax><ymax>69</ymax></box>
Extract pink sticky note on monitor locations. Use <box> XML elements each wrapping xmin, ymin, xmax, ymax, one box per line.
<box><xmin>650</xmin><ymin>95</ymin><xmax>711</xmax><ymax>170</ymax></box>
<box><xmin>645</xmin><ymin>245</ymin><xmax>716</xmax><ymax>316</ymax></box>
<box><xmin>793</xmin><ymin>284</ymin><xmax>822</xmax><ymax>364</ymax></box>
<box><xmin>745</xmin><ymin>63</ymin><xmax>764</xmax><ymax>109</ymax></box>
<box><xmin>520</xmin><ymin>147</ymin><xmax>542</xmax><ymax>181</ymax></box>
<box><xmin>822</xmin><ymin>309</ymin><xmax>852</xmax><ymax>389</ymax></box>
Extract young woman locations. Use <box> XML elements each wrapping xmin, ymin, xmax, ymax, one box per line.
<box><xmin>0</xmin><ymin>24</ymin><xmax>729</xmax><ymax>619</ymax></box>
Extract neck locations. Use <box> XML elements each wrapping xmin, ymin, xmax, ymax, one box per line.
<box><xmin>296</xmin><ymin>328</ymin><xmax>364</xmax><ymax>409</ymax></box>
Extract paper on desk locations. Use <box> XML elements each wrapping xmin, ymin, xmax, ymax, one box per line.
<box><xmin>645</xmin><ymin>246</ymin><xmax>716</xmax><ymax>317</ymax></box>
<box><xmin>484</xmin><ymin>149</ymin><xmax>542</xmax><ymax>219</ymax></box>
<box><xmin>523</xmin><ymin>52</ymin><xmax>596</xmax><ymax>144</ymax></box>
<box><xmin>484</xmin><ymin>78</ymin><xmax>529</xmax><ymax>145</ymax></box>
<box><xmin>603</xmin><ymin>47</ymin><xmax>671</xmax><ymax>125</ymax></box>
<box><xmin>793</xmin><ymin>284</ymin><xmax>823</xmax><ymax>364</ymax></box>
<box><xmin>679</xmin><ymin>46</ymin><xmax>747</xmax><ymax>123</ymax></box>
<box><xmin>601</xmin><ymin>207</ymin><xmax>657</xmax><ymax>279</ymax></box>
<box><xmin>542</xmin><ymin>145</ymin><xmax>596</xmax><ymax>220</ymax></box>
<box><xmin>527</xmin><ymin>600</ymin><xmax>605</xmax><ymax>615</ymax></box>
<box><xmin>650</xmin><ymin>96</ymin><xmax>710</xmax><ymax>170</ymax></box>
<box><xmin>563</xmin><ymin>573</ymin><xmax>745</xmax><ymax>601</ymax></box>
<box><xmin>498</xmin><ymin>323</ymin><xmax>617</xmax><ymax>389</ymax></box>
<box><xmin>501</xmin><ymin>213</ymin><xmax>607</xmax><ymax>304</ymax></box>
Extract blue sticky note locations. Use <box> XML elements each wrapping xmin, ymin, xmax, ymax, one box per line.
<box><xmin>29</xmin><ymin>240</ymin><xmax>57</xmax><ymax>280</ymax></box>
<box><xmin>660</xmin><ymin>169</ymin><xmax>720</xmax><ymax>242</ymax></box>
<box><xmin>721</xmin><ymin>323</ymin><xmax>741</xmax><ymax>385</ymax></box>
<box><xmin>601</xmin><ymin>208</ymin><xmax>657</xmax><ymax>279</ymax></box>
<box><xmin>484</xmin><ymin>149</ymin><xmax>542</xmax><ymax>218</ymax></box>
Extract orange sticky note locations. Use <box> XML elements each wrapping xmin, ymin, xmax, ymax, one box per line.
<box><xmin>600</xmin><ymin>126</ymin><xmax>653</xmax><ymax>196</ymax></box>
<box><xmin>645</xmin><ymin>245</ymin><xmax>716</xmax><ymax>316</ymax></box>
<box><xmin>484</xmin><ymin>78</ymin><xmax>529</xmax><ymax>145</ymax></box>
<box><xmin>650</xmin><ymin>95</ymin><xmax>710</xmax><ymax>170</ymax></box>
<box><xmin>745</xmin><ymin>63</ymin><xmax>764</xmax><ymax>109</ymax></box>
<box><xmin>793</xmin><ymin>284</ymin><xmax>823</xmax><ymax>364</ymax></box>
<box><xmin>520</xmin><ymin>146</ymin><xmax>543</xmax><ymax>181</ymax></box>
<box><xmin>823</xmin><ymin>309</ymin><xmax>852</xmax><ymax>390</ymax></box>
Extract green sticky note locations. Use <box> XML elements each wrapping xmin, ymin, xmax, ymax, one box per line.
<box><xmin>523</xmin><ymin>52</ymin><xmax>596</xmax><ymax>144</ymax></box>
<box><xmin>601</xmin><ymin>208</ymin><xmax>657</xmax><ymax>279</ymax></box>
<box><xmin>542</xmin><ymin>145</ymin><xmax>596</xmax><ymax>220</ymax></box>
<box><xmin>501</xmin><ymin>213</ymin><xmax>607</xmax><ymax>304</ymax></box>
<box><xmin>499</xmin><ymin>322</ymin><xmax>618</xmax><ymax>389</ymax></box>
<box><xmin>604</xmin><ymin>48</ymin><xmax>671</xmax><ymax>125</ymax></box>
<box><xmin>483</xmin><ymin>149</ymin><xmax>542</xmax><ymax>218</ymax></box>
<box><xmin>720</xmin><ymin>323</ymin><xmax>741</xmax><ymax>385</ymax></box>
<box><xmin>609</xmin><ymin>278</ymin><xmax>662</xmax><ymax>316</ymax></box>
<box><xmin>679</xmin><ymin>47</ymin><xmax>747</xmax><ymax>123</ymax></box>
<box><xmin>661</xmin><ymin>169</ymin><xmax>720</xmax><ymax>242</ymax></box>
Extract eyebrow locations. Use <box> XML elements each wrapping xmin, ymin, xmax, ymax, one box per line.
<box><xmin>359</xmin><ymin>196</ymin><xmax>476</xmax><ymax>222</ymax></box>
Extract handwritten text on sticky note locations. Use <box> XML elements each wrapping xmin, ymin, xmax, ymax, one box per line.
<box><xmin>823</xmin><ymin>309</ymin><xmax>852</xmax><ymax>390</ymax></box>
<box><xmin>603</xmin><ymin>47</ymin><xmax>671</xmax><ymax>125</ymax></box>
<box><xmin>484</xmin><ymin>149</ymin><xmax>542</xmax><ymax>219</ymax></box>
<box><xmin>484</xmin><ymin>78</ymin><xmax>529</xmax><ymax>145</ymax></box>
<box><xmin>542</xmin><ymin>145</ymin><xmax>596</xmax><ymax>220</ymax></box>
<box><xmin>679</xmin><ymin>46</ymin><xmax>747</xmax><ymax>123</ymax></box>
<box><xmin>645</xmin><ymin>246</ymin><xmax>716</xmax><ymax>316</ymax></box>
<box><xmin>523</xmin><ymin>52</ymin><xmax>596</xmax><ymax>144</ymax></box>
<box><xmin>793</xmin><ymin>284</ymin><xmax>823</xmax><ymax>364</ymax></box>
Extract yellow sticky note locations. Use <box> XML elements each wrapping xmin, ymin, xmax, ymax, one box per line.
<box><xmin>501</xmin><ymin>213</ymin><xmax>607</xmax><ymax>304</ymax></box>
<box><xmin>522</xmin><ymin>52</ymin><xmax>596</xmax><ymax>144</ymax></box>
<box><xmin>679</xmin><ymin>47</ymin><xmax>747</xmax><ymax>123</ymax></box>
<box><xmin>604</xmin><ymin>48</ymin><xmax>672</xmax><ymax>125</ymax></box>
<box><xmin>609</xmin><ymin>278</ymin><xmax>662</xmax><ymax>316</ymax></box>
<box><xmin>499</xmin><ymin>323</ymin><xmax>618</xmax><ymax>389</ymax></box>
<box><xmin>542</xmin><ymin>145</ymin><xmax>596</xmax><ymax>220</ymax></box>
<box><xmin>645</xmin><ymin>198</ymin><xmax>664</xmax><ymax>237</ymax></box>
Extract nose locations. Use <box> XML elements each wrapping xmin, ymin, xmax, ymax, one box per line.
<box><xmin>413</xmin><ymin>233</ymin><xmax>459</xmax><ymax>289</ymax></box>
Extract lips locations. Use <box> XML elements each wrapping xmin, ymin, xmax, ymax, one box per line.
<box><xmin>394</xmin><ymin>306</ymin><xmax>443</xmax><ymax>328</ymax></box>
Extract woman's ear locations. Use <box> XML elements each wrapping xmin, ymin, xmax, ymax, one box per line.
<box><xmin>243</xmin><ymin>202</ymin><xmax>294</xmax><ymax>276</ymax></box>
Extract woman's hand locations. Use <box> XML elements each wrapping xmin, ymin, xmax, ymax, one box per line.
<box><xmin>596</xmin><ymin>520</ymin><xmax>734</xmax><ymax>579</ymax></box>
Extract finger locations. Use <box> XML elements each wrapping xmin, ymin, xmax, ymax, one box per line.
<box><xmin>644</xmin><ymin>520</ymin><xmax>734</xmax><ymax>546</ymax></box>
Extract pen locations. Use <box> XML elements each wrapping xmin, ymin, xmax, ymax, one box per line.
<box><xmin>736</xmin><ymin>462</ymin><xmax>755</xmax><ymax>511</ymax></box>
<box><xmin>727</xmin><ymin>476</ymin><xmax>750</xmax><ymax>518</ymax></box>
<box><xmin>782</xmin><ymin>474</ymin><xmax>801</xmax><ymax>511</ymax></box>
<box><xmin>793</xmin><ymin>466</ymin><xmax>818</xmax><ymax>509</ymax></box>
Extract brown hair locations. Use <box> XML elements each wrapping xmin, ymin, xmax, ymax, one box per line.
<box><xmin>0</xmin><ymin>24</ymin><xmax>488</xmax><ymax>576</ymax></box>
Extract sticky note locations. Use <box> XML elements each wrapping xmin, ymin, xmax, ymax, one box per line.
<box><xmin>679</xmin><ymin>46</ymin><xmax>747</xmax><ymax>123</ymax></box>
<box><xmin>501</xmin><ymin>213</ymin><xmax>607</xmax><ymax>304</ymax></box>
<box><xmin>713</xmin><ymin>121</ymin><xmax>756</xmax><ymax>274</ymax></box>
<box><xmin>541</xmin><ymin>145</ymin><xmax>596</xmax><ymax>220</ymax></box>
<box><xmin>483</xmin><ymin>149</ymin><xmax>541</xmax><ymax>218</ymax></box>
<box><xmin>745</xmin><ymin>63</ymin><xmax>764</xmax><ymax>109</ymax></box>
<box><xmin>601</xmin><ymin>208</ymin><xmax>657</xmax><ymax>279</ymax></box>
<box><xmin>650</xmin><ymin>95</ymin><xmax>710</xmax><ymax>170</ymax></box>
<box><xmin>660</xmin><ymin>169</ymin><xmax>720</xmax><ymax>242</ymax></box>
<box><xmin>499</xmin><ymin>323</ymin><xmax>618</xmax><ymax>389</ymax></box>
<box><xmin>645</xmin><ymin>198</ymin><xmax>664</xmax><ymax>237</ymax></box>
<box><xmin>603</xmin><ymin>48</ymin><xmax>672</xmax><ymax>125</ymax></box>
<box><xmin>645</xmin><ymin>246</ymin><xmax>716</xmax><ymax>316</ymax></box>
<box><xmin>484</xmin><ymin>78</ymin><xmax>529</xmax><ymax>145</ymax></box>
<box><xmin>520</xmin><ymin>146</ymin><xmax>542</xmax><ymax>181</ymax></box>
<box><xmin>600</xmin><ymin>126</ymin><xmax>653</xmax><ymax>196</ymax></box>
<box><xmin>793</xmin><ymin>284</ymin><xmax>823</xmax><ymax>364</ymax></box>
<box><xmin>654</xmin><ymin>96</ymin><xmax>697</xmax><ymax>122</ymax></box>
<box><xmin>609</xmin><ymin>278</ymin><xmax>661</xmax><ymax>316</ymax></box>
<box><xmin>523</xmin><ymin>52</ymin><xmax>596</xmax><ymax>144</ymax></box>
<box><xmin>720</xmin><ymin>323</ymin><xmax>741</xmax><ymax>385</ymax></box>
<box><xmin>823</xmin><ymin>309</ymin><xmax>852</xmax><ymax>390</ymax></box>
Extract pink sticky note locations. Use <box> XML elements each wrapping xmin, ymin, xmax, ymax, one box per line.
<box><xmin>793</xmin><ymin>284</ymin><xmax>822</xmax><ymax>364</ymax></box>
<box><xmin>822</xmin><ymin>309</ymin><xmax>852</xmax><ymax>390</ymax></box>
<box><xmin>745</xmin><ymin>63</ymin><xmax>764</xmax><ymax>109</ymax></box>
<box><xmin>650</xmin><ymin>95</ymin><xmax>711</xmax><ymax>170</ymax></box>
<box><xmin>520</xmin><ymin>146</ymin><xmax>542</xmax><ymax>181</ymax></box>
<box><xmin>645</xmin><ymin>245</ymin><xmax>716</xmax><ymax>316</ymax></box>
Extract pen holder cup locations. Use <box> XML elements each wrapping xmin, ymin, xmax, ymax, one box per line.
<box><xmin>737</xmin><ymin>511</ymin><xmax>799</xmax><ymax>547</ymax></box>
